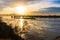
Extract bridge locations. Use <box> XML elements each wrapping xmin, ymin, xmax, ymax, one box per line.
<box><xmin>0</xmin><ymin>14</ymin><xmax>60</xmax><ymax>19</ymax></box>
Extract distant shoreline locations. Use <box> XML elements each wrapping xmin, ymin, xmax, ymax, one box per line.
<box><xmin>0</xmin><ymin>14</ymin><xmax>60</xmax><ymax>18</ymax></box>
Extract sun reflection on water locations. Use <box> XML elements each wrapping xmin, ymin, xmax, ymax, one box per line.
<box><xmin>19</xmin><ymin>16</ymin><xmax>24</xmax><ymax>31</ymax></box>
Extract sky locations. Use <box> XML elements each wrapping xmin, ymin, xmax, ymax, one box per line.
<box><xmin>0</xmin><ymin>0</ymin><xmax>60</xmax><ymax>14</ymax></box>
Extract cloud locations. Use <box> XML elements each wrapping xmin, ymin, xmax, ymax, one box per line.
<box><xmin>32</xmin><ymin>7</ymin><xmax>60</xmax><ymax>14</ymax></box>
<box><xmin>0</xmin><ymin>0</ymin><xmax>60</xmax><ymax>14</ymax></box>
<box><xmin>26</xmin><ymin>0</ymin><xmax>60</xmax><ymax>12</ymax></box>
<box><xmin>42</xmin><ymin>7</ymin><xmax>60</xmax><ymax>13</ymax></box>
<box><xmin>0</xmin><ymin>0</ymin><xmax>12</xmax><ymax>10</ymax></box>
<box><xmin>0</xmin><ymin>0</ymin><xmax>12</xmax><ymax>5</ymax></box>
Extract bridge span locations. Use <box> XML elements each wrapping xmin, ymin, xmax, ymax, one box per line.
<box><xmin>0</xmin><ymin>14</ymin><xmax>60</xmax><ymax>19</ymax></box>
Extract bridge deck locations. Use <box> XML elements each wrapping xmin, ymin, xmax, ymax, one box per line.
<box><xmin>0</xmin><ymin>14</ymin><xmax>60</xmax><ymax>18</ymax></box>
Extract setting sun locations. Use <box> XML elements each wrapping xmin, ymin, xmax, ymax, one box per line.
<box><xmin>15</xmin><ymin>6</ymin><xmax>26</xmax><ymax>15</ymax></box>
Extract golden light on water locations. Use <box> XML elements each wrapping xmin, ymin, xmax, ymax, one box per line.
<box><xmin>15</xmin><ymin>6</ymin><xmax>26</xmax><ymax>15</ymax></box>
<box><xmin>19</xmin><ymin>16</ymin><xmax>24</xmax><ymax>31</ymax></box>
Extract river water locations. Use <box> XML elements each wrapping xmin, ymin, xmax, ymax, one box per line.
<box><xmin>2</xmin><ymin>17</ymin><xmax>60</xmax><ymax>40</ymax></box>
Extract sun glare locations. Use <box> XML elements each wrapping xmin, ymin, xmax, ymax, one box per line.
<box><xmin>15</xmin><ymin>6</ymin><xmax>26</xmax><ymax>15</ymax></box>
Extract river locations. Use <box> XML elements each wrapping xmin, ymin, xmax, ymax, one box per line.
<box><xmin>2</xmin><ymin>17</ymin><xmax>60</xmax><ymax>40</ymax></box>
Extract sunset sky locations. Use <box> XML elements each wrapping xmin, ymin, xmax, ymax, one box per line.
<box><xmin>0</xmin><ymin>0</ymin><xmax>60</xmax><ymax>15</ymax></box>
